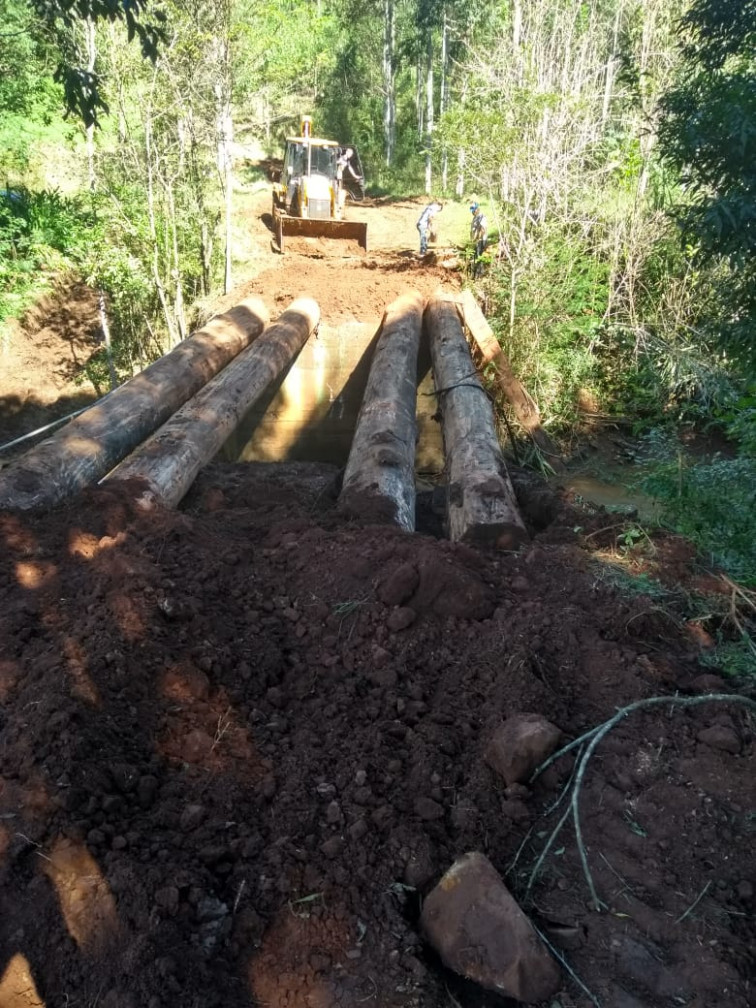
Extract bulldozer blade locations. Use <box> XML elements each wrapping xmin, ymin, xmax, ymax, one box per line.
<box><xmin>274</xmin><ymin>209</ymin><xmax>368</xmax><ymax>253</ymax></box>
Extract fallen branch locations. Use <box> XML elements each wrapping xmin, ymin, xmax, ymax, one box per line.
<box><xmin>528</xmin><ymin>693</ymin><xmax>756</xmax><ymax>911</ymax></box>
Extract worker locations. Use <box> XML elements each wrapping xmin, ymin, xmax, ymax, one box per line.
<box><xmin>470</xmin><ymin>202</ymin><xmax>488</xmax><ymax>259</ymax></box>
<box><xmin>416</xmin><ymin>200</ymin><xmax>443</xmax><ymax>255</ymax></box>
<box><xmin>337</xmin><ymin>147</ymin><xmax>362</xmax><ymax>183</ymax></box>
<box><xmin>336</xmin><ymin>147</ymin><xmax>363</xmax><ymax>213</ymax></box>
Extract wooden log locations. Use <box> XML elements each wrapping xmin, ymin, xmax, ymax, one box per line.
<box><xmin>457</xmin><ymin>289</ymin><xmax>564</xmax><ymax>470</ymax></box>
<box><xmin>426</xmin><ymin>294</ymin><xmax>529</xmax><ymax>548</ymax></box>
<box><xmin>108</xmin><ymin>299</ymin><xmax>320</xmax><ymax>507</ymax></box>
<box><xmin>0</xmin><ymin>297</ymin><xmax>269</xmax><ymax>511</ymax></box>
<box><xmin>339</xmin><ymin>292</ymin><xmax>424</xmax><ymax>530</ymax></box>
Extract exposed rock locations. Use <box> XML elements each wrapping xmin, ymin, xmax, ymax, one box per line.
<box><xmin>420</xmin><ymin>851</ymin><xmax>561</xmax><ymax>1002</ymax></box>
<box><xmin>485</xmin><ymin>713</ymin><xmax>562</xmax><ymax>784</ymax></box>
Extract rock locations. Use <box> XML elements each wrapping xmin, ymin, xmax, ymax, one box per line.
<box><xmin>377</xmin><ymin>563</ymin><xmax>419</xmax><ymax>606</ymax></box>
<box><xmin>110</xmin><ymin>763</ymin><xmax>138</xmax><ymax>793</ymax></box>
<box><xmin>180</xmin><ymin>804</ymin><xmax>206</xmax><ymax>831</ymax></box>
<box><xmin>320</xmin><ymin>836</ymin><xmax>343</xmax><ymax>859</ymax></box>
<box><xmin>697</xmin><ymin>725</ymin><xmax>741</xmax><ymax>754</ymax></box>
<box><xmin>737</xmin><ymin>879</ymin><xmax>753</xmax><ymax>901</ymax></box>
<box><xmin>404</xmin><ymin>850</ymin><xmax>436</xmax><ymax>890</ymax></box>
<box><xmin>387</xmin><ymin>607</ymin><xmax>417</xmax><ymax>631</ymax></box>
<box><xmin>369</xmin><ymin>666</ymin><xmax>398</xmax><ymax>688</ymax></box>
<box><xmin>348</xmin><ymin>819</ymin><xmax>368</xmax><ymax>841</ymax></box>
<box><xmin>196</xmin><ymin>896</ymin><xmax>228</xmax><ymax>923</ymax></box>
<box><xmin>485</xmin><ymin>714</ymin><xmax>562</xmax><ymax>785</ymax></box>
<box><xmin>414</xmin><ymin>796</ymin><xmax>445</xmax><ymax>821</ymax></box>
<box><xmin>421</xmin><ymin>852</ymin><xmax>561</xmax><ymax>1002</ymax></box>
<box><xmin>137</xmin><ymin>775</ymin><xmax>159</xmax><ymax>808</ymax></box>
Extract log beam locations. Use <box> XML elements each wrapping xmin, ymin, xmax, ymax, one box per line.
<box><xmin>0</xmin><ymin>297</ymin><xmax>269</xmax><ymax>511</ymax></box>
<box><xmin>426</xmin><ymin>294</ymin><xmax>529</xmax><ymax>548</ymax></box>
<box><xmin>339</xmin><ymin>292</ymin><xmax>424</xmax><ymax>530</ymax></box>
<box><xmin>108</xmin><ymin>299</ymin><xmax>320</xmax><ymax>507</ymax></box>
<box><xmin>458</xmin><ymin>289</ymin><xmax>563</xmax><ymax>470</ymax></box>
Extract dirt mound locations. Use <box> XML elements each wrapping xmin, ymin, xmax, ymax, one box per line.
<box><xmin>1</xmin><ymin>468</ymin><xmax>753</xmax><ymax>1008</ymax></box>
<box><xmin>0</xmin><ymin>281</ymin><xmax>100</xmax><ymax>456</ymax></box>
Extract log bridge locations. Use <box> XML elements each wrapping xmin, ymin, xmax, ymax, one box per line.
<box><xmin>0</xmin><ymin>290</ymin><xmax>534</xmax><ymax>546</ymax></box>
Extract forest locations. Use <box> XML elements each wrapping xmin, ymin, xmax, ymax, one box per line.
<box><xmin>1</xmin><ymin>0</ymin><xmax>755</xmax><ymax>620</ymax></box>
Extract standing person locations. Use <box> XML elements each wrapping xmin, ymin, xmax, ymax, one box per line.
<box><xmin>336</xmin><ymin>147</ymin><xmax>363</xmax><ymax>214</ymax></box>
<box><xmin>469</xmin><ymin>202</ymin><xmax>488</xmax><ymax>265</ymax></box>
<box><xmin>416</xmin><ymin>200</ymin><xmax>443</xmax><ymax>255</ymax></box>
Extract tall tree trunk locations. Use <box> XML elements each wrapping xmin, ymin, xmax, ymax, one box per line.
<box><xmin>144</xmin><ymin>96</ymin><xmax>179</xmax><ymax>347</ymax></box>
<box><xmin>440</xmin><ymin>7</ymin><xmax>449</xmax><ymax>192</ymax></box>
<box><xmin>424</xmin><ymin>37</ymin><xmax>434</xmax><ymax>194</ymax></box>
<box><xmin>84</xmin><ymin>18</ymin><xmax>117</xmax><ymax>389</ymax></box>
<box><xmin>383</xmin><ymin>0</ymin><xmax>396</xmax><ymax>167</ymax></box>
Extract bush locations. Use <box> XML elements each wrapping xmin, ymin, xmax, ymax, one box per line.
<box><xmin>640</xmin><ymin>454</ymin><xmax>756</xmax><ymax>586</ymax></box>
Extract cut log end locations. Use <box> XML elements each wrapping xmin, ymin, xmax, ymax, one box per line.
<box><xmin>339</xmin><ymin>485</ymin><xmax>412</xmax><ymax>532</ymax></box>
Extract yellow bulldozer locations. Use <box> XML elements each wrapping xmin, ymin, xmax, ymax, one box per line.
<box><xmin>271</xmin><ymin>116</ymin><xmax>368</xmax><ymax>253</ymax></box>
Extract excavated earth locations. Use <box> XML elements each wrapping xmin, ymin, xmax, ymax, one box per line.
<box><xmin>0</xmin><ymin>186</ymin><xmax>754</xmax><ymax>1008</ymax></box>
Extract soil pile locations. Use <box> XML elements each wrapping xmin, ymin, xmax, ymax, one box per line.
<box><xmin>0</xmin><ymin>465</ymin><xmax>753</xmax><ymax>1008</ymax></box>
<box><xmin>1</xmin><ymin>183</ymin><xmax>753</xmax><ymax>1008</ymax></box>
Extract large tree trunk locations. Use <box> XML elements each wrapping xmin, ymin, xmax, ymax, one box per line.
<box><xmin>108</xmin><ymin>299</ymin><xmax>319</xmax><ymax>507</ymax></box>
<box><xmin>426</xmin><ymin>294</ymin><xmax>528</xmax><ymax>548</ymax></box>
<box><xmin>0</xmin><ymin>298</ymin><xmax>269</xmax><ymax>511</ymax></box>
<box><xmin>458</xmin><ymin>290</ymin><xmax>564</xmax><ymax>469</ymax></box>
<box><xmin>339</xmin><ymin>293</ymin><xmax>424</xmax><ymax>531</ymax></box>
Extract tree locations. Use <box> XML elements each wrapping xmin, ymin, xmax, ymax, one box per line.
<box><xmin>29</xmin><ymin>0</ymin><xmax>167</xmax><ymax>125</ymax></box>
<box><xmin>657</xmin><ymin>0</ymin><xmax>756</xmax><ymax>264</ymax></box>
<box><xmin>657</xmin><ymin>0</ymin><xmax>756</xmax><ymax>361</ymax></box>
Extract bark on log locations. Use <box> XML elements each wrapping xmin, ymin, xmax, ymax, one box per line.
<box><xmin>339</xmin><ymin>292</ymin><xmax>424</xmax><ymax>530</ymax></box>
<box><xmin>426</xmin><ymin>295</ymin><xmax>529</xmax><ymax>548</ymax></box>
<box><xmin>458</xmin><ymin>289</ymin><xmax>564</xmax><ymax>470</ymax></box>
<box><xmin>0</xmin><ymin>297</ymin><xmax>269</xmax><ymax>511</ymax></box>
<box><xmin>107</xmin><ymin>298</ymin><xmax>320</xmax><ymax>507</ymax></box>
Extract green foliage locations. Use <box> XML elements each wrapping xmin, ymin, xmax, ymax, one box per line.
<box><xmin>486</xmin><ymin>225</ymin><xmax>608</xmax><ymax>429</ymax></box>
<box><xmin>0</xmin><ymin>187</ymin><xmax>95</xmax><ymax>325</ymax></box>
<box><xmin>30</xmin><ymin>0</ymin><xmax>168</xmax><ymax>126</ymax></box>
<box><xmin>640</xmin><ymin>455</ymin><xmax>756</xmax><ymax>587</ymax></box>
<box><xmin>656</xmin><ymin>0</ymin><xmax>756</xmax><ymax>363</ymax></box>
<box><xmin>717</xmin><ymin>386</ymin><xmax>756</xmax><ymax>455</ymax></box>
<box><xmin>700</xmin><ymin>639</ymin><xmax>756</xmax><ymax>681</ymax></box>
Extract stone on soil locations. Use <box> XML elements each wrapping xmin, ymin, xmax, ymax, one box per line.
<box><xmin>420</xmin><ymin>851</ymin><xmax>561</xmax><ymax>1003</ymax></box>
<box><xmin>485</xmin><ymin>713</ymin><xmax>562</xmax><ymax>784</ymax></box>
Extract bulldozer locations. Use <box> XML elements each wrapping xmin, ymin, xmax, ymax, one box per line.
<box><xmin>271</xmin><ymin>116</ymin><xmax>368</xmax><ymax>253</ymax></box>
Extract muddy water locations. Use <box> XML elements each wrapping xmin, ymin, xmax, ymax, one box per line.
<box><xmin>557</xmin><ymin>470</ymin><xmax>661</xmax><ymax>522</ymax></box>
